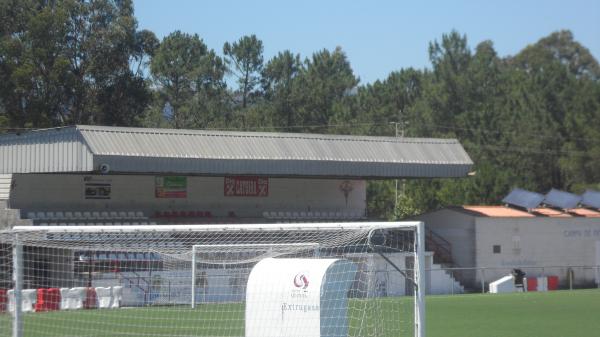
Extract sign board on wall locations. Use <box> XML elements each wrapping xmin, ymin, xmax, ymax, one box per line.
<box><xmin>84</xmin><ymin>176</ymin><xmax>112</xmax><ymax>200</ymax></box>
<box><xmin>224</xmin><ymin>176</ymin><xmax>268</xmax><ymax>197</ymax></box>
<box><xmin>155</xmin><ymin>176</ymin><xmax>187</xmax><ymax>198</ymax></box>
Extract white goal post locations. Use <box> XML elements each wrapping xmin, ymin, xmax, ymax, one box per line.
<box><xmin>2</xmin><ymin>221</ymin><xmax>425</xmax><ymax>337</ymax></box>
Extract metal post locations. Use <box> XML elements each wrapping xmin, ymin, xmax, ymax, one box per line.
<box><xmin>13</xmin><ymin>234</ymin><xmax>23</xmax><ymax>337</ymax></box>
<box><xmin>414</xmin><ymin>222</ymin><xmax>426</xmax><ymax>337</ymax></box>
<box><xmin>191</xmin><ymin>246</ymin><xmax>196</xmax><ymax>309</ymax></box>
<box><xmin>480</xmin><ymin>268</ymin><xmax>485</xmax><ymax>294</ymax></box>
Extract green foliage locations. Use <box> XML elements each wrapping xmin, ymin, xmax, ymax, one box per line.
<box><xmin>0</xmin><ymin>0</ymin><xmax>154</xmax><ymax>127</ymax></box>
<box><xmin>150</xmin><ymin>31</ymin><xmax>227</xmax><ymax>129</ymax></box>
<box><xmin>223</xmin><ymin>35</ymin><xmax>264</xmax><ymax>109</ymax></box>
<box><xmin>2</xmin><ymin>8</ymin><xmax>599</xmax><ymax>218</ymax></box>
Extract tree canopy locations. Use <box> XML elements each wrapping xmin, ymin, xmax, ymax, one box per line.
<box><xmin>1</xmin><ymin>3</ymin><xmax>599</xmax><ymax>219</ymax></box>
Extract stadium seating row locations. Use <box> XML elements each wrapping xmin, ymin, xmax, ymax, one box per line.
<box><xmin>26</xmin><ymin>210</ymin><xmax>146</xmax><ymax>221</ymax></box>
<box><xmin>36</xmin><ymin>221</ymin><xmax>158</xmax><ymax>227</ymax></box>
<box><xmin>154</xmin><ymin>210</ymin><xmax>212</xmax><ymax>218</ymax></box>
<box><xmin>1</xmin><ymin>286</ymin><xmax>122</xmax><ymax>313</ymax></box>
<box><xmin>77</xmin><ymin>252</ymin><xmax>161</xmax><ymax>261</ymax></box>
<box><xmin>262</xmin><ymin>210</ymin><xmax>365</xmax><ymax>220</ymax></box>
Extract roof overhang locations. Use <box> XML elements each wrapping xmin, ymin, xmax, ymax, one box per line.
<box><xmin>0</xmin><ymin>125</ymin><xmax>473</xmax><ymax>178</ymax></box>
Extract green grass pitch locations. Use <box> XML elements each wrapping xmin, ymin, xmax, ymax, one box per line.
<box><xmin>1</xmin><ymin>289</ymin><xmax>599</xmax><ymax>337</ymax></box>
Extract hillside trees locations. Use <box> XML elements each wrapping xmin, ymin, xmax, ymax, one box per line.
<box><xmin>0</xmin><ymin>0</ymin><xmax>156</xmax><ymax>127</ymax></box>
<box><xmin>1</xmin><ymin>3</ymin><xmax>599</xmax><ymax>219</ymax></box>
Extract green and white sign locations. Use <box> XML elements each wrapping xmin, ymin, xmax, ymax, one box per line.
<box><xmin>155</xmin><ymin>176</ymin><xmax>187</xmax><ymax>198</ymax></box>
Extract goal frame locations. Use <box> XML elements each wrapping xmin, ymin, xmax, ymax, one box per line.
<box><xmin>9</xmin><ymin>221</ymin><xmax>426</xmax><ymax>337</ymax></box>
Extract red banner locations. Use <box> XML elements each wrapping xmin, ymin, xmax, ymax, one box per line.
<box><xmin>224</xmin><ymin>176</ymin><xmax>268</xmax><ymax>197</ymax></box>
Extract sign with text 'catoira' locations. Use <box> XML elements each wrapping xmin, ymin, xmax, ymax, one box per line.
<box><xmin>224</xmin><ymin>176</ymin><xmax>268</xmax><ymax>197</ymax></box>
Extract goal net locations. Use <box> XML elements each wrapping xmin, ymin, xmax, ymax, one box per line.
<box><xmin>0</xmin><ymin>222</ymin><xmax>425</xmax><ymax>337</ymax></box>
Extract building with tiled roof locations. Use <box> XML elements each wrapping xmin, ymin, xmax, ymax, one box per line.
<box><xmin>415</xmin><ymin>204</ymin><xmax>600</xmax><ymax>290</ymax></box>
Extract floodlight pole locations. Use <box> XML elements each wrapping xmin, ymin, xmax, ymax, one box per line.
<box><xmin>13</xmin><ymin>234</ymin><xmax>23</xmax><ymax>337</ymax></box>
<box><xmin>414</xmin><ymin>221</ymin><xmax>426</xmax><ymax>337</ymax></box>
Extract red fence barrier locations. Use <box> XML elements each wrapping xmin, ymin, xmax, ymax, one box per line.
<box><xmin>34</xmin><ymin>288</ymin><xmax>61</xmax><ymax>312</ymax></box>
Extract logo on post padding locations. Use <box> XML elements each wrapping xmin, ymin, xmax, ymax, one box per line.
<box><xmin>293</xmin><ymin>273</ymin><xmax>309</xmax><ymax>289</ymax></box>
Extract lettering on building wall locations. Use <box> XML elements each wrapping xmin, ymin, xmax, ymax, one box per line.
<box><xmin>563</xmin><ymin>229</ymin><xmax>600</xmax><ymax>238</ymax></box>
<box><xmin>83</xmin><ymin>176</ymin><xmax>112</xmax><ymax>200</ymax></box>
<box><xmin>155</xmin><ymin>176</ymin><xmax>187</xmax><ymax>198</ymax></box>
<box><xmin>224</xmin><ymin>176</ymin><xmax>268</xmax><ymax>197</ymax></box>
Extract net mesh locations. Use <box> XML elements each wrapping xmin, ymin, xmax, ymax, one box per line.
<box><xmin>0</xmin><ymin>223</ymin><xmax>418</xmax><ymax>337</ymax></box>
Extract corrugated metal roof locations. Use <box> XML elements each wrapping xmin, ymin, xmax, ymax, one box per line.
<box><xmin>0</xmin><ymin>125</ymin><xmax>473</xmax><ymax>178</ymax></box>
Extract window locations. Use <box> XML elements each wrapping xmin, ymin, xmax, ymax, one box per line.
<box><xmin>493</xmin><ymin>245</ymin><xmax>501</xmax><ymax>254</ymax></box>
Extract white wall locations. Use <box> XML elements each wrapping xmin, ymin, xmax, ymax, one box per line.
<box><xmin>10</xmin><ymin>174</ymin><xmax>366</xmax><ymax>218</ymax></box>
<box><xmin>475</xmin><ymin>217</ymin><xmax>600</xmax><ymax>285</ymax></box>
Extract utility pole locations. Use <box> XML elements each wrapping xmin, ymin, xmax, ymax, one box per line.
<box><xmin>390</xmin><ymin>119</ymin><xmax>404</xmax><ymax>213</ymax></box>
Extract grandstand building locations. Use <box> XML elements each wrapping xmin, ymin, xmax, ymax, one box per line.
<box><xmin>0</xmin><ymin>125</ymin><xmax>472</xmax><ymax>296</ymax></box>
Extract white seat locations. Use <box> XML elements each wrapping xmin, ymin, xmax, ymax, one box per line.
<box><xmin>127</xmin><ymin>211</ymin><xmax>136</xmax><ymax>218</ymax></box>
<box><xmin>300</xmin><ymin>211</ymin><xmax>307</xmax><ymax>218</ymax></box>
<box><xmin>291</xmin><ymin>211</ymin><xmax>299</xmax><ymax>219</ymax></box>
<box><xmin>262</xmin><ymin>211</ymin><xmax>270</xmax><ymax>218</ymax></box>
<box><xmin>27</xmin><ymin>212</ymin><xmax>36</xmax><ymax>219</ymax></box>
<box><xmin>277</xmin><ymin>212</ymin><xmax>285</xmax><ymax>219</ymax></box>
<box><xmin>55</xmin><ymin>211</ymin><xmax>65</xmax><ymax>219</ymax></box>
<box><xmin>135</xmin><ymin>211</ymin><xmax>145</xmax><ymax>218</ymax></box>
<box><xmin>64</xmin><ymin>211</ymin><xmax>74</xmax><ymax>219</ymax></box>
<box><xmin>109</xmin><ymin>211</ymin><xmax>118</xmax><ymax>219</ymax></box>
<box><xmin>82</xmin><ymin>211</ymin><xmax>92</xmax><ymax>219</ymax></box>
<box><xmin>118</xmin><ymin>211</ymin><xmax>127</xmax><ymax>218</ymax></box>
<box><xmin>46</xmin><ymin>211</ymin><xmax>56</xmax><ymax>219</ymax></box>
<box><xmin>73</xmin><ymin>211</ymin><xmax>83</xmax><ymax>219</ymax></box>
<box><xmin>36</xmin><ymin>211</ymin><xmax>45</xmax><ymax>219</ymax></box>
<box><xmin>99</xmin><ymin>211</ymin><xmax>109</xmax><ymax>219</ymax></box>
<box><xmin>91</xmin><ymin>211</ymin><xmax>100</xmax><ymax>219</ymax></box>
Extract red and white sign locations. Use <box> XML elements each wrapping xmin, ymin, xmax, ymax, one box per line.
<box><xmin>224</xmin><ymin>176</ymin><xmax>268</xmax><ymax>197</ymax></box>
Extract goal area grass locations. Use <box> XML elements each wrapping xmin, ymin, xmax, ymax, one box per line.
<box><xmin>1</xmin><ymin>289</ymin><xmax>599</xmax><ymax>337</ymax></box>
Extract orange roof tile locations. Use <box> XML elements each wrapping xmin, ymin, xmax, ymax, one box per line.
<box><xmin>532</xmin><ymin>208</ymin><xmax>572</xmax><ymax>217</ymax></box>
<box><xmin>568</xmin><ymin>208</ymin><xmax>600</xmax><ymax>217</ymax></box>
<box><xmin>462</xmin><ymin>206</ymin><xmax>534</xmax><ymax>217</ymax></box>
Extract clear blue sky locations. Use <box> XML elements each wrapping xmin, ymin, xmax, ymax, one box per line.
<box><xmin>133</xmin><ymin>0</ymin><xmax>600</xmax><ymax>84</ymax></box>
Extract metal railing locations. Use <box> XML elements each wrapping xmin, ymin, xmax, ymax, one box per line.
<box><xmin>425</xmin><ymin>265</ymin><xmax>600</xmax><ymax>294</ymax></box>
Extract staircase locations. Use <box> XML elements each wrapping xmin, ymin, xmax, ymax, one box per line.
<box><xmin>428</xmin><ymin>262</ymin><xmax>465</xmax><ymax>294</ymax></box>
<box><xmin>425</xmin><ymin>228</ymin><xmax>453</xmax><ymax>265</ymax></box>
<box><xmin>425</xmin><ymin>228</ymin><xmax>466</xmax><ymax>294</ymax></box>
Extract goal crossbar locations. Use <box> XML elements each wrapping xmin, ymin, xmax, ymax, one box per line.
<box><xmin>10</xmin><ymin>221</ymin><xmax>421</xmax><ymax>233</ymax></box>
